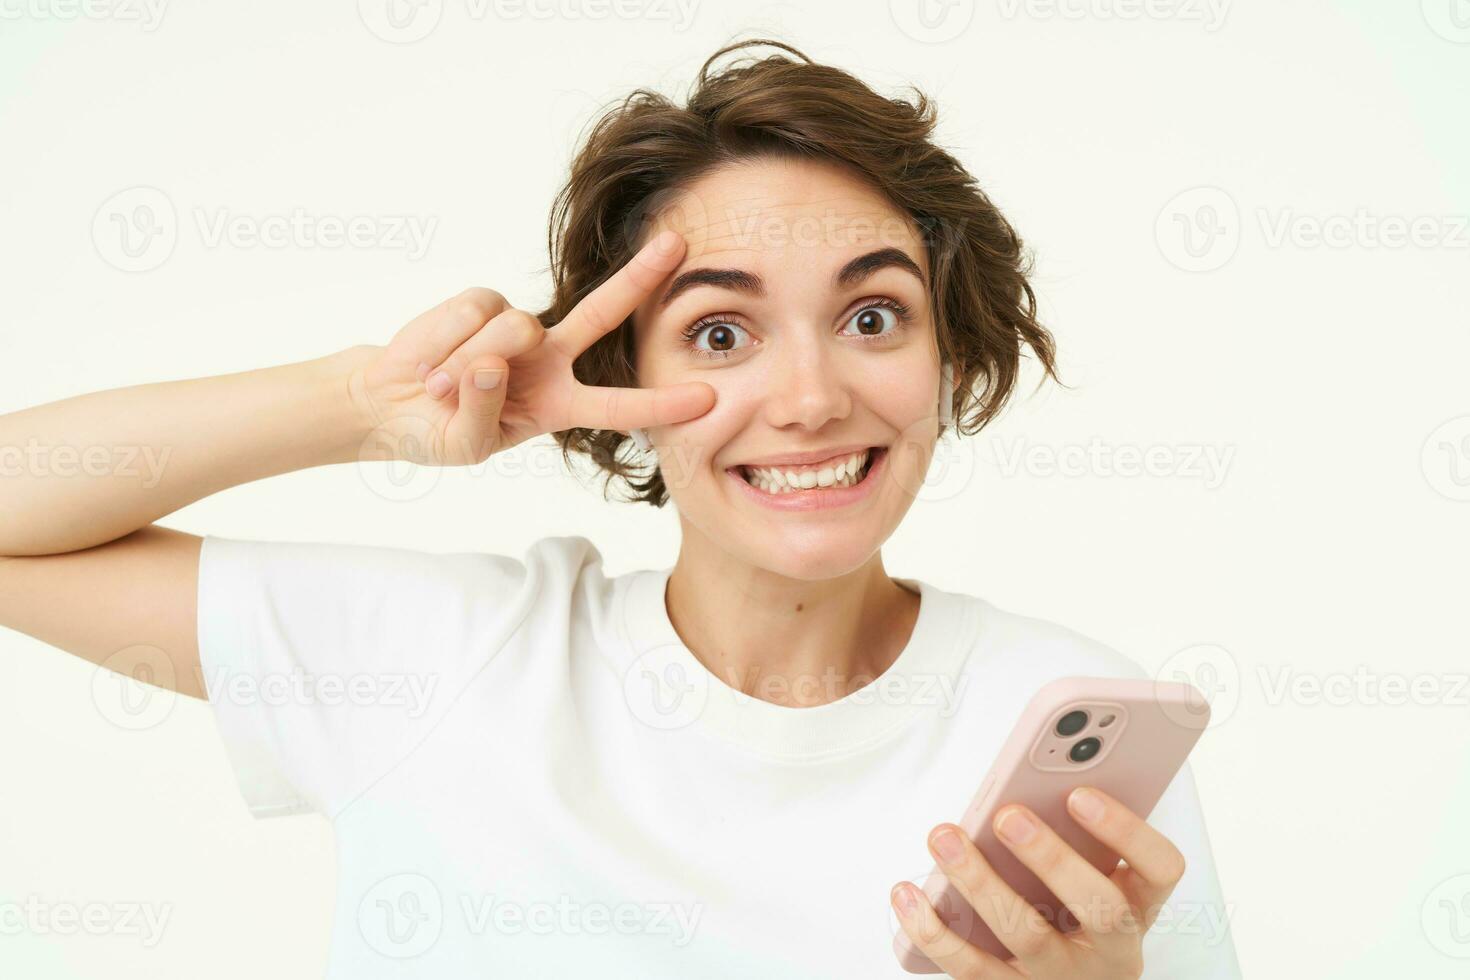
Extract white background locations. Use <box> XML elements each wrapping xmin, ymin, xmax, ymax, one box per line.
<box><xmin>2</xmin><ymin>1</ymin><xmax>1467</xmax><ymax>977</ymax></box>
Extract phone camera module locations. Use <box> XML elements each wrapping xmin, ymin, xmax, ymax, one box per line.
<box><xmin>1055</xmin><ymin>710</ymin><xmax>1089</xmax><ymax>737</ymax></box>
<box><xmin>1069</xmin><ymin>737</ymin><xmax>1102</xmax><ymax>763</ymax></box>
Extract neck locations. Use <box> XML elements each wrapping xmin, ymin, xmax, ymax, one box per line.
<box><xmin>664</xmin><ymin>529</ymin><xmax>921</xmax><ymax>708</ymax></box>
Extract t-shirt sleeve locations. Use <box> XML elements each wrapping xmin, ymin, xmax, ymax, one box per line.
<box><xmin>195</xmin><ymin>533</ymin><xmax>561</xmax><ymax>821</ymax></box>
<box><xmin>1139</xmin><ymin>761</ymin><xmax>1244</xmax><ymax>979</ymax></box>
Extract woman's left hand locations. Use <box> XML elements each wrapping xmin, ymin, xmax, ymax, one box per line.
<box><xmin>890</xmin><ymin>786</ymin><xmax>1187</xmax><ymax>978</ymax></box>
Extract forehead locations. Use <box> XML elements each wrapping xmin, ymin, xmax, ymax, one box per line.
<box><xmin>643</xmin><ymin>156</ymin><xmax>928</xmax><ymax>278</ymax></box>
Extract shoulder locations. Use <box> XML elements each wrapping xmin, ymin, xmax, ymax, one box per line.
<box><xmin>958</xmin><ymin>591</ymin><xmax>1151</xmax><ymax>683</ymax></box>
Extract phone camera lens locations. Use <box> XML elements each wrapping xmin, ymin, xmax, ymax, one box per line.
<box><xmin>1069</xmin><ymin>737</ymin><xmax>1102</xmax><ymax>763</ymax></box>
<box><xmin>1056</xmin><ymin>710</ymin><xmax>1089</xmax><ymax>737</ymax></box>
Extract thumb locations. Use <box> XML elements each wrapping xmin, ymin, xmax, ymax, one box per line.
<box><xmin>443</xmin><ymin>355</ymin><xmax>508</xmax><ymax>463</ymax></box>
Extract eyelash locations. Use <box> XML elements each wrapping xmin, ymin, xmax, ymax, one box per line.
<box><xmin>679</xmin><ymin>297</ymin><xmax>916</xmax><ymax>361</ymax></box>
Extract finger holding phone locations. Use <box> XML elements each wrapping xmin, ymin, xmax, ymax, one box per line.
<box><xmin>892</xmin><ymin>785</ymin><xmax>1188</xmax><ymax>979</ymax></box>
<box><xmin>890</xmin><ymin>677</ymin><xmax>1209</xmax><ymax>979</ymax></box>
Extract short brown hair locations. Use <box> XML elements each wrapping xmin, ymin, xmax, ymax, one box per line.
<box><xmin>540</xmin><ymin>37</ymin><xmax>1060</xmax><ymax>507</ymax></box>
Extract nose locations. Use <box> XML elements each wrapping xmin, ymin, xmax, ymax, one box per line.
<box><xmin>759</xmin><ymin>340</ymin><xmax>852</xmax><ymax>432</ymax></box>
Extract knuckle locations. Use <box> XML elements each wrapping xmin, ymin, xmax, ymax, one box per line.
<box><xmin>1095</xmin><ymin>886</ymin><xmax>1136</xmax><ymax>933</ymax></box>
<box><xmin>499</xmin><ymin>308</ymin><xmax>546</xmax><ymax>343</ymax></box>
<box><xmin>1026</xmin><ymin>835</ymin><xmax>1065</xmax><ymax>875</ymax></box>
<box><xmin>456</xmin><ymin>286</ymin><xmax>505</xmax><ymax>311</ymax></box>
<box><xmin>450</xmin><ymin>290</ymin><xmax>503</xmax><ymax>327</ymax></box>
<box><xmin>1004</xmin><ymin>916</ymin><xmax>1051</xmax><ymax>957</ymax></box>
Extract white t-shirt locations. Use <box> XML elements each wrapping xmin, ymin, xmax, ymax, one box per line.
<box><xmin>196</xmin><ymin>533</ymin><xmax>1242</xmax><ymax>979</ymax></box>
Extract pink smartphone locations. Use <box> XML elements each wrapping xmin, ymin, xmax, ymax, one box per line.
<box><xmin>892</xmin><ymin>675</ymin><xmax>1210</xmax><ymax>973</ymax></box>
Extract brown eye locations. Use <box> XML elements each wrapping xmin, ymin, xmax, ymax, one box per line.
<box><xmin>682</xmin><ymin>319</ymin><xmax>752</xmax><ymax>360</ymax></box>
<box><xmin>841</xmin><ymin>305</ymin><xmax>899</xmax><ymax>338</ymax></box>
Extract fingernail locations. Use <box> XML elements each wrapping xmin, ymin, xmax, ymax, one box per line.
<box><xmin>416</xmin><ymin>361</ymin><xmax>431</xmax><ymax>381</ymax></box>
<box><xmin>474</xmin><ymin>369</ymin><xmax>504</xmax><ymax>390</ymax></box>
<box><xmin>997</xmin><ymin>808</ymin><xmax>1037</xmax><ymax>845</ymax></box>
<box><xmin>891</xmin><ymin>884</ymin><xmax>917</xmax><ymax>916</ymax></box>
<box><xmin>1069</xmin><ymin>787</ymin><xmax>1106</xmax><ymax>823</ymax></box>
<box><xmin>426</xmin><ymin>370</ymin><xmax>452</xmax><ymax>398</ymax></box>
<box><xmin>930</xmin><ymin>827</ymin><xmax>966</xmax><ymax>864</ymax></box>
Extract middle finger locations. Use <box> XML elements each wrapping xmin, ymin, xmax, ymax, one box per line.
<box><xmin>927</xmin><ymin>824</ymin><xmax>1072</xmax><ymax>972</ymax></box>
<box><xmin>990</xmin><ymin>805</ymin><xmax>1141</xmax><ymax>946</ymax></box>
<box><xmin>424</xmin><ymin>307</ymin><xmax>546</xmax><ymax>399</ymax></box>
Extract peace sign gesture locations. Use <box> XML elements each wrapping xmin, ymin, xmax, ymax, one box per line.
<box><xmin>347</xmin><ymin>230</ymin><xmax>713</xmax><ymax>465</ymax></box>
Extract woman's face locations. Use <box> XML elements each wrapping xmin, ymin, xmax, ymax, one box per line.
<box><xmin>631</xmin><ymin>156</ymin><xmax>943</xmax><ymax>581</ymax></box>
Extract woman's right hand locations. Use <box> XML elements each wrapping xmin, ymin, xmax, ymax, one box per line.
<box><xmin>346</xmin><ymin>230</ymin><xmax>712</xmax><ymax>466</ymax></box>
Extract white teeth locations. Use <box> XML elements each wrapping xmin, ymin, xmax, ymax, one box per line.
<box><xmin>740</xmin><ymin>449</ymin><xmax>874</xmax><ymax>495</ymax></box>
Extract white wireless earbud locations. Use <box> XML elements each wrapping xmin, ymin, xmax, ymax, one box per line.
<box><xmin>938</xmin><ymin>360</ymin><xmax>955</xmax><ymax>428</ymax></box>
<box><xmin>629</xmin><ymin>427</ymin><xmax>651</xmax><ymax>450</ymax></box>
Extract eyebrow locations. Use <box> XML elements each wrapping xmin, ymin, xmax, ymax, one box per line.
<box><xmin>656</xmin><ymin>247</ymin><xmax>926</xmax><ymax>309</ymax></box>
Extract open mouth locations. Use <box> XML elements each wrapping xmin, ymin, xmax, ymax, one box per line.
<box><xmin>731</xmin><ymin>446</ymin><xmax>886</xmax><ymax>496</ymax></box>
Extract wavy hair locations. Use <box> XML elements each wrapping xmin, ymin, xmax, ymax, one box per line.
<box><xmin>539</xmin><ymin>38</ymin><xmax>1061</xmax><ymax>507</ymax></box>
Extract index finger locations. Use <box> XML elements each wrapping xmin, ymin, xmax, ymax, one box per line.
<box><xmin>551</xmin><ymin>230</ymin><xmax>686</xmax><ymax>354</ymax></box>
<box><xmin>1065</xmin><ymin>787</ymin><xmax>1188</xmax><ymax>919</ymax></box>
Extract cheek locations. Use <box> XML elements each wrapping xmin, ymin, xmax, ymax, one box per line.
<box><xmin>860</xmin><ymin>362</ymin><xmax>937</xmax><ymax>432</ymax></box>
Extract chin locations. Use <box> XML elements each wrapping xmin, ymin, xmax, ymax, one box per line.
<box><xmin>740</xmin><ymin>530</ymin><xmax>881</xmax><ymax>582</ymax></box>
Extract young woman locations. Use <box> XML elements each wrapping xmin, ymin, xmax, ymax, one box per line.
<box><xmin>0</xmin><ymin>39</ymin><xmax>1239</xmax><ymax>980</ymax></box>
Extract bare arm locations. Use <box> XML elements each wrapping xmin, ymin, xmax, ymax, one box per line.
<box><xmin>0</xmin><ymin>526</ymin><xmax>208</xmax><ymax>698</ymax></box>
<box><xmin>0</xmin><ymin>347</ymin><xmax>372</xmax><ymax>557</ymax></box>
<box><xmin>0</xmin><ymin>347</ymin><xmax>376</xmax><ymax>701</ymax></box>
<box><xmin>0</xmin><ymin>238</ymin><xmax>712</xmax><ymax>703</ymax></box>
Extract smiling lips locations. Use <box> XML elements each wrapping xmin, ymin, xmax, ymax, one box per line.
<box><xmin>735</xmin><ymin>447</ymin><xmax>878</xmax><ymax>495</ymax></box>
